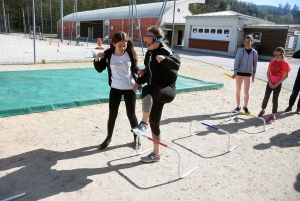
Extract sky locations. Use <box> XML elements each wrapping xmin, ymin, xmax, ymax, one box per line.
<box><xmin>239</xmin><ymin>0</ymin><xmax>299</xmax><ymax>8</ymax></box>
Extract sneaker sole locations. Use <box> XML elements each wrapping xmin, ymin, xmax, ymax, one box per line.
<box><xmin>141</xmin><ymin>158</ymin><xmax>162</xmax><ymax>163</ymax></box>
<box><xmin>131</xmin><ymin>127</ymin><xmax>149</xmax><ymax>135</ymax></box>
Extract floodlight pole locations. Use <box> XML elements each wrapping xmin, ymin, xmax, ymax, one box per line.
<box><xmin>41</xmin><ymin>2</ymin><xmax>43</xmax><ymax>39</ymax></box>
<box><xmin>60</xmin><ymin>0</ymin><xmax>63</xmax><ymax>43</ymax></box>
<box><xmin>128</xmin><ymin>0</ymin><xmax>131</xmax><ymax>39</ymax></box>
<box><xmin>171</xmin><ymin>0</ymin><xmax>176</xmax><ymax>51</ymax></box>
<box><xmin>32</xmin><ymin>0</ymin><xmax>36</xmax><ymax>64</ymax></box>
<box><xmin>2</xmin><ymin>0</ymin><xmax>7</xmax><ymax>34</ymax></box>
<box><xmin>22</xmin><ymin>8</ymin><xmax>26</xmax><ymax>34</ymax></box>
<box><xmin>50</xmin><ymin>0</ymin><xmax>52</xmax><ymax>39</ymax></box>
<box><xmin>27</xmin><ymin>6</ymin><xmax>30</xmax><ymax>33</ymax></box>
<box><xmin>75</xmin><ymin>0</ymin><xmax>77</xmax><ymax>39</ymax></box>
<box><xmin>7</xmin><ymin>13</ymin><xmax>10</xmax><ymax>33</ymax></box>
<box><xmin>131</xmin><ymin>0</ymin><xmax>134</xmax><ymax>41</ymax></box>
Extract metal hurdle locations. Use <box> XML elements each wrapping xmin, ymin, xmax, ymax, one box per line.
<box><xmin>229</xmin><ymin>111</ymin><xmax>273</xmax><ymax>133</ymax></box>
<box><xmin>189</xmin><ymin>121</ymin><xmax>238</xmax><ymax>152</ymax></box>
<box><xmin>1</xmin><ymin>192</ymin><xmax>26</xmax><ymax>201</ymax></box>
<box><xmin>134</xmin><ymin>133</ymin><xmax>198</xmax><ymax>179</ymax></box>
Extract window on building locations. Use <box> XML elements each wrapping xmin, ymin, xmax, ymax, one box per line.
<box><xmin>217</xmin><ymin>29</ymin><xmax>222</xmax><ymax>34</ymax></box>
<box><xmin>204</xmin><ymin>29</ymin><xmax>209</xmax><ymax>33</ymax></box>
<box><xmin>198</xmin><ymin>29</ymin><xmax>203</xmax><ymax>33</ymax></box>
<box><xmin>253</xmin><ymin>32</ymin><xmax>262</xmax><ymax>43</ymax></box>
<box><xmin>211</xmin><ymin>29</ymin><xmax>216</xmax><ymax>34</ymax></box>
<box><xmin>193</xmin><ymin>28</ymin><xmax>197</xmax><ymax>33</ymax></box>
<box><xmin>224</xmin><ymin>29</ymin><xmax>230</xmax><ymax>34</ymax></box>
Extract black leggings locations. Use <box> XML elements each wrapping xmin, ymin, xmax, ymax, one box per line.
<box><xmin>261</xmin><ymin>82</ymin><xmax>282</xmax><ymax>113</ymax></box>
<box><xmin>288</xmin><ymin>67</ymin><xmax>300</xmax><ymax>109</ymax></box>
<box><xmin>142</xmin><ymin>85</ymin><xmax>176</xmax><ymax>136</ymax></box>
<box><xmin>107</xmin><ymin>88</ymin><xmax>138</xmax><ymax>139</ymax></box>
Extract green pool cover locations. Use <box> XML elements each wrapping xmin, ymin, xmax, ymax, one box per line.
<box><xmin>0</xmin><ymin>68</ymin><xmax>223</xmax><ymax>117</ymax></box>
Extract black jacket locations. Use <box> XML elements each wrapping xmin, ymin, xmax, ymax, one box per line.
<box><xmin>293</xmin><ymin>49</ymin><xmax>300</xmax><ymax>59</ymax></box>
<box><xmin>136</xmin><ymin>44</ymin><xmax>181</xmax><ymax>88</ymax></box>
<box><xmin>93</xmin><ymin>48</ymin><xmax>139</xmax><ymax>86</ymax></box>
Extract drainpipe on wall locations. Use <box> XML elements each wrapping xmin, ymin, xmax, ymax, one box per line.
<box><xmin>235</xmin><ymin>18</ymin><xmax>240</xmax><ymax>54</ymax></box>
<box><xmin>171</xmin><ymin>0</ymin><xmax>176</xmax><ymax>51</ymax></box>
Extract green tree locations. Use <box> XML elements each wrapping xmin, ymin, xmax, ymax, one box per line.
<box><xmin>283</xmin><ymin>2</ymin><xmax>291</xmax><ymax>14</ymax></box>
<box><xmin>278</xmin><ymin>13</ymin><xmax>294</xmax><ymax>24</ymax></box>
<box><xmin>264</xmin><ymin>13</ymin><xmax>275</xmax><ymax>22</ymax></box>
<box><xmin>189</xmin><ymin>3</ymin><xmax>199</xmax><ymax>15</ymax></box>
<box><xmin>291</xmin><ymin>4</ymin><xmax>300</xmax><ymax>18</ymax></box>
<box><xmin>219</xmin><ymin>0</ymin><xmax>226</xmax><ymax>11</ymax></box>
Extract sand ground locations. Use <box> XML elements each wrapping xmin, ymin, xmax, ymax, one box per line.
<box><xmin>0</xmin><ymin>58</ymin><xmax>299</xmax><ymax>201</ymax></box>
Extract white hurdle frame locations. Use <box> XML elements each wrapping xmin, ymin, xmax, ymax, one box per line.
<box><xmin>1</xmin><ymin>192</ymin><xmax>26</xmax><ymax>201</ymax></box>
<box><xmin>229</xmin><ymin>111</ymin><xmax>272</xmax><ymax>133</ymax></box>
<box><xmin>189</xmin><ymin>121</ymin><xmax>238</xmax><ymax>152</ymax></box>
<box><xmin>134</xmin><ymin>133</ymin><xmax>198</xmax><ymax>179</ymax></box>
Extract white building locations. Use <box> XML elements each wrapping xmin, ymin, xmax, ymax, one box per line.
<box><xmin>183</xmin><ymin>10</ymin><xmax>274</xmax><ymax>56</ymax></box>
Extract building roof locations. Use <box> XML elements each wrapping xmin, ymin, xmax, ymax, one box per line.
<box><xmin>185</xmin><ymin>10</ymin><xmax>273</xmax><ymax>24</ymax></box>
<box><xmin>62</xmin><ymin>0</ymin><xmax>200</xmax><ymax>22</ymax></box>
<box><xmin>244</xmin><ymin>24</ymin><xmax>300</xmax><ymax>29</ymax></box>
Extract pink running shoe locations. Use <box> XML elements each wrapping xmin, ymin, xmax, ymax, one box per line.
<box><xmin>258</xmin><ymin>110</ymin><xmax>265</xmax><ymax>117</ymax></box>
<box><xmin>266</xmin><ymin>115</ymin><xmax>276</xmax><ymax>123</ymax></box>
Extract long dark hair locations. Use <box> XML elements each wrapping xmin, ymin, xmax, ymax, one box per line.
<box><xmin>110</xmin><ymin>31</ymin><xmax>138</xmax><ymax>66</ymax></box>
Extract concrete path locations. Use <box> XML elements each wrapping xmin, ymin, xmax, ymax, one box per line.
<box><xmin>134</xmin><ymin>46</ymin><xmax>300</xmax><ymax>91</ymax></box>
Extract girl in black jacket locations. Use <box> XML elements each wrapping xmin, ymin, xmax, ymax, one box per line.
<box><xmin>94</xmin><ymin>32</ymin><xmax>140</xmax><ymax>150</ymax></box>
<box><xmin>131</xmin><ymin>26</ymin><xmax>181</xmax><ymax>162</ymax></box>
<box><xmin>285</xmin><ymin>49</ymin><xmax>300</xmax><ymax>114</ymax></box>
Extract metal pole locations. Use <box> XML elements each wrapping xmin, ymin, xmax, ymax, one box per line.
<box><xmin>131</xmin><ymin>0</ymin><xmax>133</xmax><ymax>41</ymax></box>
<box><xmin>60</xmin><ymin>0</ymin><xmax>63</xmax><ymax>43</ymax></box>
<box><xmin>27</xmin><ymin>6</ymin><xmax>30</xmax><ymax>34</ymax></box>
<box><xmin>22</xmin><ymin>9</ymin><xmax>26</xmax><ymax>35</ymax></box>
<box><xmin>69</xmin><ymin>18</ymin><xmax>72</xmax><ymax>44</ymax></box>
<box><xmin>128</xmin><ymin>0</ymin><xmax>130</xmax><ymax>38</ymax></box>
<box><xmin>50</xmin><ymin>0</ymin><xmax>52</xmax><ymax>39</ymax></box>
<box><xmin>171</xmin><ymin>0</ymin><xmax>176</xmax><ymax>51</ymax></box>
<box><xmin>7</xmin><ymin>12</ymin><xmax>10</xmax><ymax>33</ymax></box>
<box><xmin>0</xmin><ymin>14</ymin><xmax>3</xmax><ymax>33</ymax></box>
<box><xmin>2</xmin><ymin>0</ymin><xmax>7</xmax><ymax>34</ymax></box>
<box><xmin>75</xmin><ymin>0</ymin><xmax>77</xmax><ymax>39</ymax></box>
<box><xmin>71</xmin><ymin>0</ymin><xmax>75</xmax><ymax>43</ymax></box>
<box><xmin>32</xmin><ymin>0</ymin><xmax>36</xmax><ymax>64</ymax></box>
<box><xmin>41</xmin><ymin>2</ymin><xmax>43</xmax><ymax>39</ymax></box>
<box><xmin>134</xmin><ymin>0</ymin><xmax>144</xmax><ymax>55</ymax></box>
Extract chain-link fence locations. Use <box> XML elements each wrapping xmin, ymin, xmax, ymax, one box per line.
<box><xmin>0</xmin><ymin>0</ymin><xmax>134</xmax><ymax>64</ymax></box>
